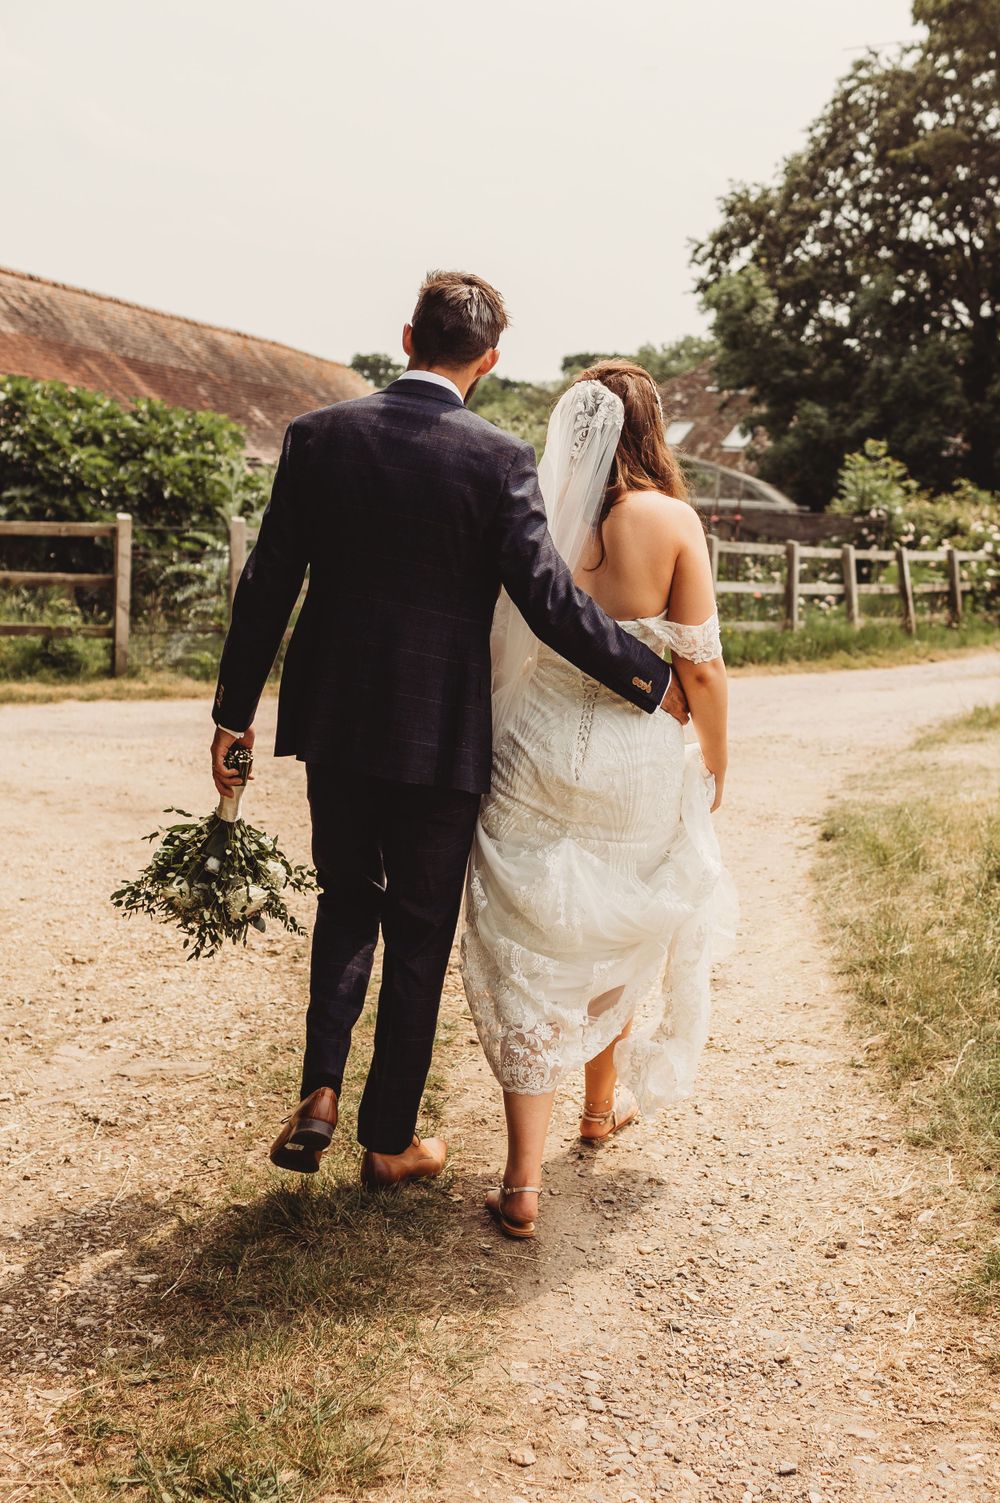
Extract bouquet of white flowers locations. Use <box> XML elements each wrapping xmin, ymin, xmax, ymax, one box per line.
<box><xmin>111</xmin><ymin>745</ymin><xmax>316</xmax><ymax>959</ymax></box>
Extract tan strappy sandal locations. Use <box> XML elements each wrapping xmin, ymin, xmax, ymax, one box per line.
<box><xmin>579</xmin><ymin>1085</ymin><xmax>639</xmax><ymax>1143</ymax></box>
<box><xmin>485</xmin><ymin>1182</ymin><xmax>542</xmax><ymax>1239</ymax></box>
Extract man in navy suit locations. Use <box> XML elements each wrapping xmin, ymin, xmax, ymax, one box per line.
<box><xmin>210</xmin><ymin>271</ymin><xmax>688</xmax><ymax>1186</ymax></box>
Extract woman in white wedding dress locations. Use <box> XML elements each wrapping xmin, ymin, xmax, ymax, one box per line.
<box><xmin>461</xmin><ymin>361</ymin><xmax>736</xmax><ymax>1238</ymax></box>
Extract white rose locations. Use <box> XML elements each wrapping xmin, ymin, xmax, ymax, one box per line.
<box><xmin>226</xmin><ymin>884</ymin><xmax>269</xmax><ymax>920</ymax></box>
<box><xmin>204</xmin><ymin>856</ymin><xmax>221</xmax><ymax>874</ymax></box>
<box><xmin>263</xmin><ymin>859</ymin><xmax>288</xmax><ymax>890</ymax></box>
<box><xmin>166</xmin><ymin>877</ymin><xmax>194</xmax><ymax>911</ymax></box>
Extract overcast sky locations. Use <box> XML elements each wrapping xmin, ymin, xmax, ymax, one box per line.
<box><xmin>1</xmin><ymin>0</ymin><xmax>919</xmax><ymax>381</ymax></box>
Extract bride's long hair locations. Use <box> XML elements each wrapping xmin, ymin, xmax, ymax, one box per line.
<box><xmin>572</xmin><ymin>359</ymin><xmax>689</xmax><ymax>567</ymax></box>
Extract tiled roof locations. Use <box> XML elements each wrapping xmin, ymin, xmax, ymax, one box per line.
<box><xmin>0</xmin><ymin>266</ymin><xmax>371</xmax><ymax>461</ymax></box>
<box><xmin>659</xmin><ymin>358</ymin><xmax>766</xmax><ymax>475</ymax></box>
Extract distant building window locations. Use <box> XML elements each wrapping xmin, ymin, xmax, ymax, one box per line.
<box><xmin>665</xmin><ymin>420</ymin><xmax>694</xmax><ymax>445</ymax></box>
<box><xmin>721</xmin><ymin>424</ymin><xmax>751</xmax><ymax>451</ymax></box>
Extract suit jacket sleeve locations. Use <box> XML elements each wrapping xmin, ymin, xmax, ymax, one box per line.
<box><xmin>212</xmin><ymin>422</ymin><xmax>308</xmax><ymax>732</ymax></box>
<box><xmin>486</xmin><ymin>442</ymin><xmax>672</xmax><ymax>714</ymax></box>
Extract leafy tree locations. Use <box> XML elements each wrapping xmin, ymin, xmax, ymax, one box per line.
<box><xmin>692</xmin><ymin>0</ymin><xmax>1000</xmax><ymax>509</ymax></box>
<box><xmin>560</xmin><ymin>336</ymin><xmax>714</xmax><ymax>383</ymax></box>
<box><xmin>468</xmin><ymin>376</ymin><xmax>558</xmax><ymax>457</ymax></box>
<box><xmin>350</xmin><ymin>352</ymin><xmax>402</xmax><ymax>388</ymax></box>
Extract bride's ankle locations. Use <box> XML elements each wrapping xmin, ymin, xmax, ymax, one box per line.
<box><xmin>582</xmin><ymin>1084</ymin><xmax>616</xmax><ymax>1115</ymax></box>
<box><xmin>503</xmin><ymin>1168</ymin><xmax>540</xmax><ymax>1196</ymax></box>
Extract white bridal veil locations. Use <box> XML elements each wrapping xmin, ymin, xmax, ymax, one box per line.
<box><xmin>490</xmin><ymin>380</ymin><xmax>625</xmax><ymax>735</ymax></box>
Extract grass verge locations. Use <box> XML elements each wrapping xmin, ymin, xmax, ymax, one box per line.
<box><xmin>55</xmin><ymin>1005</ymin><xmax>496</xmax><ymax>1503</ymax></box>
<box><xmin>818</xmin><ymin>703</ymin><xmax>1000</xmax><ymax>1305</ymax></box>
<box><xmin>2</xmin><ymin>618</ymin><xmax>995</xmax><ymax>703</ymax></box>
<box><xmin>724</xmin><ymin>614</ymin><xmax>998</xmax><ymax>672</ymax></box>
<box><xmin>0</xmin><ymin>673</ymin><xmax>229</xmax><ymax>706</ymax></box>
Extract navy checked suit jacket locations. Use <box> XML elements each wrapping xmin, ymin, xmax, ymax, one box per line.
<box><xmin>212</xmin><ymin>378</ymin><xmax>672</xmax><ymax>794</ymax></box>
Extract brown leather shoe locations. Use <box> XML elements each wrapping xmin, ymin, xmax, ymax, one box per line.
<box><xmin>269</xmin><ymin>1086</ymin><xmax>338</xmax><ymax>1174</ymax></box>
<box><xmin>360</xmin><ymin>1134</ymin><xmax>447</xmax><ymax>1188</ymax></box>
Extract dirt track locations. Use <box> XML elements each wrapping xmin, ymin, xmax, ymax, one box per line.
<box><xmin>2</xmin><ymin>649</ymin><xmax>1000</xmax><ymax>1502</ymax></box>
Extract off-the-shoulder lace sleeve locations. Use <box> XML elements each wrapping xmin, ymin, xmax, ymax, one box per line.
<box><xmin>661</xmin><ymin>612</ymin><xmax>723</xmax><ymax>663</ymax></box>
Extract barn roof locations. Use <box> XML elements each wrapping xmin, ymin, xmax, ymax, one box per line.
<box><xmin>659</xmin><ymin>357</ymin><xmax>765</xmax><ymax>475</ymax></box>
<box><xmin>0</xmin><ymin>265</ymin><xmax>371</xmax><ymax>462</ymax></box>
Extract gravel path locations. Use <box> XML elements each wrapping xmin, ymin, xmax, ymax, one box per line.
<box><xmin>2</xmin><ymin>649</ymin><xmax>999</xmax><ymax>1502</ymax></box>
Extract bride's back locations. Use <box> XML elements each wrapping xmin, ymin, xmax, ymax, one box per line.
<box><xmin>574</xmin><ymin>487</ymin><xmax>694</xmax><ymax>622</ymax></box>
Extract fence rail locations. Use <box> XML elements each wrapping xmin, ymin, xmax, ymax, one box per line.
<box><xmin>0</xmin><ymin>517</ymin><xmax>994</xmax><ymax>676</ymax></box>
<box><xmin>0</xmin><ymin>515</ymin><xmax>132</xmax><ymax>672</ymax></box>
<box><xmin>707</xmin><ymin>535</ymin><xmax>986</xmax><ymax>633</ymax></box>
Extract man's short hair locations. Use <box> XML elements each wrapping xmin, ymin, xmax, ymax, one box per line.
<box><xmin>410</xmin><ymin>270</ymin><xmax>508</xmax><ymax>367</ymax></box>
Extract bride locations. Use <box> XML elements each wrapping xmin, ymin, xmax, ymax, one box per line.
<box><xmin>461</xmin><ymin>360</ymin><xmax>736</xmax><ymax>1239</ymax></box>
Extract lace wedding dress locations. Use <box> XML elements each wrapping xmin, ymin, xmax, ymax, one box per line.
<box><xmin>460</xmin><ymin>380</ymin><xmax>737</xmax><ymax>1114</ymax></box>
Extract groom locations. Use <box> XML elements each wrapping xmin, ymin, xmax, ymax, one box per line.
<box><xmin>210</xmin><ymin>270</ymin><xmax>688</xmax><ymax>1186</ymax></box>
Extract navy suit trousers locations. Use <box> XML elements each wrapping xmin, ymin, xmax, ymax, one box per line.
<box><xmin>301</xmin><ymin>764</ymin><xmax>480</xmax><ymax>1153</ymax></box>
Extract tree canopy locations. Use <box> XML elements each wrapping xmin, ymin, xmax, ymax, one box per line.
<box><xmin>349</xmin><ymin>352</ymin><xmax>403</xmax><ymax>388</ymax></box>
<box><xmin>692</xmin><ymin>0</ymin><xmax>1000</xmax><ymax>509</ymax></box>
<box><xmin>561</xmin><ymin>336</ymin><xmax>715</xmax><ymax>384</ymax></box>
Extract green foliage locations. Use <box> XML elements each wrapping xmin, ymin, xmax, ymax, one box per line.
<box><xmin>349</xmin><ymin>352</ymin><xmax>401</xmax><ymax>389</ymax></box>
<box><xmin>693</xmin><ymin>0</ymin><xmax>1000</xmax><ymax>508</ymax></box>
<box><xmin>111</xmin><ymin>783</ymin><xmax>316</xmax><ymax>962</ymax></box>
<box><xmin>560</xmin><ymin>335</ymin><xmax>715</xmax><ymax>383</ymax></box>
<box><xmin>0</xmin><ymin>376</ymin><xmax>273</xmax><ymax>636</ymax></box>
<box><xmin>0</xmin><ymin>586</ymin><xmax>109</xmax><ymax>678</ymax></box>
<box><xmin>467</xmin><ymin>375</ymin><xmax>558</xmax><ymax>457</ymax></box>
<box><xmin>831</xmin><ymin>441</ymin><xmax>1000</xmax><ymax>591</ymax></box>
<box><xmin>0</xmin><ymin>375</ymin><xmax>269</xmax><ymax>528</ymax></box>
<box><xmin>722</xmin><ymin>614</ymin><xmax>998</xmax><ymax>668</ymax></box>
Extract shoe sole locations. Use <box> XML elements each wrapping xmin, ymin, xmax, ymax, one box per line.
<box><xmin>289</xmin><ymin>1117</ymin><xmax>335</xmax><ymax>1152</ymax></box>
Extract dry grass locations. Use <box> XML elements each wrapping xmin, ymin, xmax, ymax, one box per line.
<box><xmin>50</xmin><ymin>1006</ymin><xmax>500</xmax><ymax>1503</ymax></box>
<box><xmin>818</xmin><ymin>703</ymin><xmax>1000</xmax><ymax>1303</ymax></box>
<box><xmin>724</xmin><ymin>614</ymin><xmax>999</xmax><ymax>674</ymax></box>
<box><xmin>0</xmin><ymin>674</ymin><xmax>257</xmax><ymax>707</ymax></box>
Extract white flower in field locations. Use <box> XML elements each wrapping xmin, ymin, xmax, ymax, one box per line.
<box><xmin>984</xmin><ymin>541</ymin><xmax>994</xmax><ymax>554</ymax></box>
<box><xmin>263</xmin><ymin>859</ymin><xmax>288</xmax><ymax>890</ymax></box>
<box><xmin>226</xmin><ymin>884</ymin><xmax>269</xmax><ymax>920</ymax></box>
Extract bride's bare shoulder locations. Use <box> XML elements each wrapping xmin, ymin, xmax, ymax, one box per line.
<box><xmin>612</xmin><ymin>490</ymin><xmax>704</xmax><ymax>545</ymax></box>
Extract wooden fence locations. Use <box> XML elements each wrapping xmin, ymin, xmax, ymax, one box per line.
<box><xmin>0</xmin><ymin>516</ymin><xmax>132</xmax><ymax>673</ymax></box>
<box><xmin>707</xmin><ymin>536</ymin><xmax>986</xmax><ymax>632</ymax></box>
<box><xmin>0</xmin><ymin>516</ymin><xmax>993</xmax><ymax>675</ymax></box>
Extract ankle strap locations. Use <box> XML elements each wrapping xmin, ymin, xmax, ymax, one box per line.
<box><xmin>501</xmin><ymin>1182</ymin><xmax>542</xmax><ymax>1195</ymax></box>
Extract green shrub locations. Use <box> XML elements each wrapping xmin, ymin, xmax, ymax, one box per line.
<box><xmin>0</xmin><ymin>376</ymin><xmax>273</xmax><ymax>628</ymax></box>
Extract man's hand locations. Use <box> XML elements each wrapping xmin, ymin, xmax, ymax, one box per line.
<box><xmin>659</xmin><ymin>671</ymin><xmax>690</xmax><ymax>726</ymax></box>
<box><xmin>211</xmin><ymin>724</ymin><xmax>255</xmax><ymax>798</ymax></box>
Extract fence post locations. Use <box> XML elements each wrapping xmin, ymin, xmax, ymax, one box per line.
<box><xmin>707</xmin><ymin>533</ymin><xmax>720</xmax><ymax>588</ymax></box>
<box><xmin>228</xmin><ymin>515</ymin><xmax>247</xmax><ymax>616</ymax></box>
<box><xmin>785</xmin><ymin>539</ymin><xmax>801</xmax><ymax>631</ymax></box>
<box><xmin>946</xmin><ymin>546</ymin><xmax>963</xmax><ymax>624</ymax></box>
<box><xmin>841</xmin><ymin>543</ymin><xmax>860</xmax><ymax>627</ymax></box>
<box><xmin>112</xmin><ymin>512</ymin><xmax>132</xmax><ymax>677</ymax></box>
<box><xmin>895</xmin><ymin>543</ymin><xmax>916</xmax><ymax>635</ymax></box>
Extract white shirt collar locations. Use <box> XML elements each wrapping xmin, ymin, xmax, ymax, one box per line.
<box><xmin>395</xmin><ymin>369</ymin><xmax>464</xmax><ymax>402</ymax></box>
